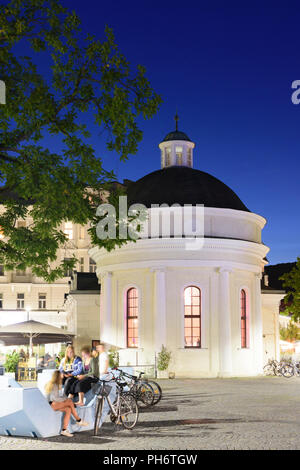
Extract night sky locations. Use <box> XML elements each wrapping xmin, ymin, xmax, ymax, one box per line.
<box><xmin>19</xmin><ymin>1</ymin><xmax>300</xmax><ymax>264</ymax></box>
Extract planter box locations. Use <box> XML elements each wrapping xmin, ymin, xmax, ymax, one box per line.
<box><xmin>157</xmin><ymin>370</ymin><xmax>169</xmax><ymax>379</ymax></box>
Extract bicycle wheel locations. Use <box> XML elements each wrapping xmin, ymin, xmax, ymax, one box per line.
<box><xmin>94</xmin><ymin>396</ymin><xmax>104</xmax><ymax>436</ymax></box>
<box><xmin>120</xmin><ymin>393</ymin><xmax>139</xmax><ymax>430</ymax></box>
<box><xmin>147</xmin><ymin>380</ymin><xmax>162</xmax><ymax>405</ymax></box>
<box><xmin>281</xmin><ymin>364</ymin><xmax>294</xmax><ymax>378</ymax></box>
<box><xmin>137</xmin><ymin>382</ymin><xmax>154</xmax><ymax>408</ymax></box>
<box><xmin>263</xmin><ymin>364</ymin><xmax>274</xmax><ymax>376</ymax></box>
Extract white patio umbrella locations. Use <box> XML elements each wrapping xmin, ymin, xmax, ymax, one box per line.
<box><xmin>0</xmin><ymin>320</ymin><xmax>75</xmax><ymax>355</ymax></box>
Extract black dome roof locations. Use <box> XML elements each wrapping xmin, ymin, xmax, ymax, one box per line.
<box><xmin>161</xmin><ymin>130</ymin><xmax>192</xmax><ymax>142</ymax></box>
<box><xmin>126</xmin><ymin>166</ymin><xmax>250</xmax><ymax>212</ymax></box>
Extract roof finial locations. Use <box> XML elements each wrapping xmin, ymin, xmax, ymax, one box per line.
<box><xmin>174</xmin><ymin>112</ymin><xmax>179</xmax><ymax>131</ymax></box>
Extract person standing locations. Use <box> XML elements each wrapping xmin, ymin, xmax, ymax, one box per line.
<box><xmin>96</xmin><ymin>343</ymin><xmax>109</xmax><ymax>378</ymax></box>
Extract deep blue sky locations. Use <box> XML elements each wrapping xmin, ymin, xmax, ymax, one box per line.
<box><xmin>21</xmin><ymin>1</ymin><xmax>300</xmax><ymax>264</ymax></box>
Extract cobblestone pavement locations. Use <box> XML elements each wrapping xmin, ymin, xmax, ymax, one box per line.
<box><xmin>0</xmin><ymin>376</ymin><xmax>299</xmax><ymax>450</ymax></box>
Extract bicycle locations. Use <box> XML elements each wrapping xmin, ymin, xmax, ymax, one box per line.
<box><xmin>263</xmin><ymin>359</ymin><xmax>282</xmax><ymax>376</ymax></box>
<box><xmin>93</xmin><ymin>376</ymin><xmax>139</xmax><ymax>436</ymax></box>
<box><xmin>113</xmin><ymin>368</ymin><xmax>155</xmax><ymax>408</ymax></box>
<box><xmin>137</xmin><ymin>372</ymin><xmax>162</xmax><ymax>405</ymax></box>
<box><xmin>280</xmin><ymin>361</ymin><xmax>300</xmax><ymax>378</ymax></box>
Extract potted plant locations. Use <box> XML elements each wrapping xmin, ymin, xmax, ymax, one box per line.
<box><xmin>4</xmin><ymin>351</ymin><xmax>20</xmax><ymax>379</ymax></box>
<box><xmin>156</xmin><ymin>345</ymin><xmax>171</xmax><ymax>379</ymax></box>
<box><xmin>108</xmin><ymin>347</ymin><xmax>119</xmax><ymax>369</ymax></box>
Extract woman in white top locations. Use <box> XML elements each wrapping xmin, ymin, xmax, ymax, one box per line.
<box><xmin>45</xmin><ymin>370</ymin><xmax>88</xmax><ymax>437</ymax></box>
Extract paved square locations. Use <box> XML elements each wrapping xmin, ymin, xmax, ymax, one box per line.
<box><xmin>0</xmin><ymin>376</ymin><xmax>299</xmax><ymax>450</ymax></box>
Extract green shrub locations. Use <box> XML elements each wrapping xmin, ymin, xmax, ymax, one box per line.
<box><xmin>157</xmin><ymin>345</ymin><xmax>171</xmax><ymax>371</ymax></box>
<box><xmin>108</xmin><ymin>348</ymin><xmax>119</xmax><ymax>368</ymax></box>
<box><xmin>4</xmin><ymin>351</ymin><xmax>20</xmax><ymax>373</ymax></box>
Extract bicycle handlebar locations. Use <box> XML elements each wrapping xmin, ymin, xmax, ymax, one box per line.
<box><xmin>113</xmin><ymin>367</ymin><xmax>146</xmax><ymax>381</ymax></box>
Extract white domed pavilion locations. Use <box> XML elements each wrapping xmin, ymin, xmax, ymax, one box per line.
<box><xmin>90</xmin><ymin>118</ymin><xmax>274</xmax><ymax>378</ymax></box>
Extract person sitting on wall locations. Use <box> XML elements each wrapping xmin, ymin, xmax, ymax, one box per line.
<box><xmin>59</xmin><ymin>345</ymin><xmax>83</xmax><ymax>402</ymax></box>
<box><xmin>67</xmin><ymin>346</ymin><xmax>99</xmax><ymax>406</ymax></box>
<box><xmin>45</xmin><ymin>370</ymin><xmax>89</xmax><ymax>438</ymax></box>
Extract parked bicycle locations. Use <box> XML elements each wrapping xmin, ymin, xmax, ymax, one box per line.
<box><xmin>263</xmin><ymin>359</ymin><xmax>282</xmax><ymax>376</ymax></box>
<box><xmin>93</xmin><ymin>376</ymin><xmax>139</xmax><ymax>436</ymax></box>
<box><xmin>113</xmin><ymin>368</ymin><xmax>156</xmax><ymax>408</ymax></box>
<box><xmin>280</xmin><ymin>360</ymin><xmax>300</xmax><ymax>378</ymax></box>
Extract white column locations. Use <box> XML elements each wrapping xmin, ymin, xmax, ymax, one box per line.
<box><xmin>151</xmin><ymin>267</ymin><xmax>167</xmax><ymax>352</ymax></box>
<box><xmin>218</xmin><ymin>268</ymin><xmax>233</xmax><ymax>377</ymax></box>
<box><xmin>100</xmin><ymin>271</ymin><xmax>113</xmax><ymax>345</ymax></box>
<box><xmin>254</xmin><ymin>272</ymin><xmax>264</xmax><ymax>373</ymax></box>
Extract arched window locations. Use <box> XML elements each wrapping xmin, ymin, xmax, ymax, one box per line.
<box><xmin>184</xmin><ymin>286</ymin><xmax>201</xmax><ymax>348</ymax></box>
<box><xmin>240</xmin><ymin>289</ymin><xmax>248</xmax><ymax>348</ymax></box>
<box><xmin>127</xmin><ymin>288</ymin><xmax>139</xmax><ymax>348</ymax></box>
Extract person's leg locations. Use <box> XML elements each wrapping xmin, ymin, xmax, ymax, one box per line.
<box><xmin>62</xmin><ymin>407</ymin><xmax>71</xmax><ymax>430</ymax></box>
<box><xmin>77</xmin><ymin>376</ymin><xmax>96</xmax><ymax>405</ymax></box>
<box><xmin>72</xmin><ymin>379</ymin><xmax>85</xmax><ymax>406</ymax></box>
<box><xmin>64</xmin><ymin>377</ymin><xmax>77</xmax><ymax>397</ymax></box>
<box><xmin>51</xmin><ymin>402</ymin><xmax>72</xmax><ymax>430</ymax></box>
<box><xmin>64</xmin><ymin>398</ymin><xmax>81</xmax><ymax>420</ymax></box>
<box><xmin>77</xmin><ymin>392</ymin><xmax>84</xmax><ymax>405</ymax></box>
<box><xmin>64</xmin><ymin>398</ymin><xmax>89</xmax><ymax>427</ymax></box>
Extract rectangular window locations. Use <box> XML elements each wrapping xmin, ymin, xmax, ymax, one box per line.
<box><xmin>89</xmin><ymin>258</ymin><xmax>96</xmax><ymax>273</ymax></box>
<box><xmin>38</xmin><ymin>293</ymin><xmax>46</xmax><ymax>309</ymax></box>
<box><xmin>17</xmin><ymin>293</ymin><xmax>25</xmax><ymax>309</ymax></box>
<box><xmin>187</xmin><ymin>148</ymin><xmax>192</xmax><ymax>167</ymax></box>
<box><xmin>161</xmin><ymin>150</ymin><xmax>165</xmax><ymax>168</ymax></box>
<box><xmin>0</xmin><ymin>294</ymin><xmax>3</xmax><ymax>309</ymax></box>
<box><xmin>175</xmin><ymin>146</ymin><xmax>183</xmax><ymax>165</ymax></box>
<box><xmin>165</xmin><ymin>147</ymin><xmax>171</xmax><ymax>167</ymax></box>
<box><xmin>64</xmin><ymin>222</ymin><xmax>73</xmax><ymax>240</ymax></box>
<box><xmin>0</xmin><ymin>265</ymin><xmax>4</xmax><ymax>276</ymax></box>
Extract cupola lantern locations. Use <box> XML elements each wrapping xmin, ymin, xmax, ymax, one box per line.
<box><xmin>159</xmin><ymin>114</ymin><xmax>195</xmax><ymax>169</ymax></box>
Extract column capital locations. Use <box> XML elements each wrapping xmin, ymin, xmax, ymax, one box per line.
<box><xmin>150</xmin><ymin>266</ymin><xmax>166</xmax><ymax>274</ymax></box>
<box><xmin>216</xmin><ymin>266</ymin><xmax>233</xmax><ymax>274</ymax></box>
<box><xmin>102</xmin><ymin>270</ymin><xmax>113</xmax><ymax>278</ymax></box>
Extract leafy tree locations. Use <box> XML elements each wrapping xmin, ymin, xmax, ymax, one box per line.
<box><xmin>0</xmin><ymin>0</ymin><xmax>161</xmax><ymax>281</ymax></box>
<box><xmin>279</xmin><ymin>320</ymin><xmax>300</xmax><ymax>342</ymax></box>
<box><xmin>280</xmin><ymin>257</ymin><xmax>300</xmax><ymax>321</ymax></box>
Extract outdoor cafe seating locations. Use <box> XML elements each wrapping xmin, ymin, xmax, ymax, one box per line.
<box><xmin>17</xmin><ymin>357</ymin><xmax>37</xmax><ymax>382</ymax></box>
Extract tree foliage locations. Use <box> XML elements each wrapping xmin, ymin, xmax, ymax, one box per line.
<box><xmin>279</xmin><ymin>320</ymin><xmax>300</xmax><ymax>342</ymax></box>
<box><xmin>280</xmin><ymin>257</ymin><xmax>300</xmax><ymax>321</ymax></box>
<box><xmin>0</xmin><ymin>0</ymin><xmax>161</xmax><ymax>281</ymax></box>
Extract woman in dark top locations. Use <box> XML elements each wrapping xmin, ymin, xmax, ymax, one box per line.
<box><xmin>68</xmin><ymin>346</ymin><xmax>99</xmax><ymax>406</ymax></box>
